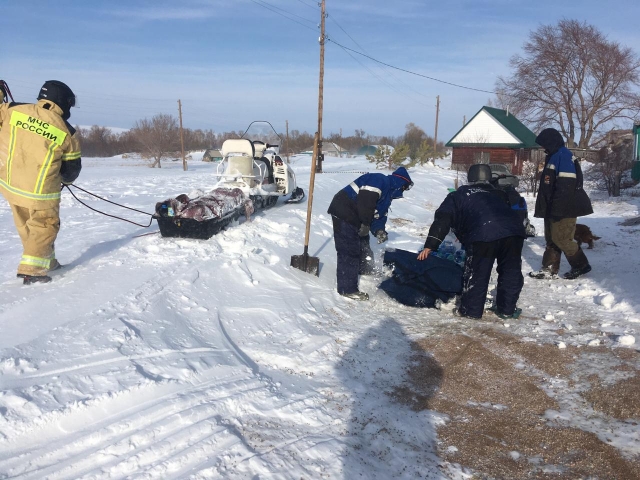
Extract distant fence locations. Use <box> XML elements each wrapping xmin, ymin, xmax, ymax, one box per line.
<box><xmin>568</xmin><ymin>148</ymin><xmax>599</xmax><ymax>163</ymax></box>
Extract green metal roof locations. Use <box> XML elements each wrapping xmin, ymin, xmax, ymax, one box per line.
<box><xmin>357</xmin><ymin>145</ymin><xmax>379</xmax><ymax>155</ymax></box>
<box><xmin>445</xmin><ymin>106</ymin><xmax>539</xmax><ymax>148</ymax></box>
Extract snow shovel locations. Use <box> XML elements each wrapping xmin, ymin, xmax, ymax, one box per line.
<box><xmin>290</xmin><ymin>133</ymin><xmax>320</xmax><ymax>276</ymax></box>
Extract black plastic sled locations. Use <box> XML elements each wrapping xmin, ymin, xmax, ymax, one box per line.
<box><xmin>155</xmin><ymin>209</ymin><xmax>242</xmax><ymax>240</ymax></box>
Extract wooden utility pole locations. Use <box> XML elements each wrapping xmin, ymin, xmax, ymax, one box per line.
<box><xmin>178</xmin><ymin>99</ymin><xmax>187</xmax><ymax>171</ymax></box>
<box><xmin>286</xmin><ymin>120</ymin><xmax>290</xmax><ymax>164</ymax></box>
<box><xmin>315</xmin><ymin>0</ymin><xmax>326</xmax><ymax>173</ymax></box>
<box><xmin>434</xmin><ymin>95</ymin><xmax>440</xmax><ymax>155</ymax></box>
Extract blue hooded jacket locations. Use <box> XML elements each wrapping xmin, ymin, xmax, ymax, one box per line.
<box><xmin>327</xmin><ymin>167</ymin><xmax>413</xmax><ymax>232</ymax></box>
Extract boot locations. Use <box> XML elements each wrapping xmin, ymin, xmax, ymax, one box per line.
<box><xmin>23</xmin><ymin>275</ymin><xmax>52</xmax><ymax>285</ymax></box>
<box><xmin>495</xmin><ymin>307</ymin><xmax>523</xmax><ymax>320</ymax></box>
<box><xmin>529</xmin><ymin>245</ymin><xmax>561</xmax><ymax>279</ymax></box>
<box><xmin>563</xmin><ymin>248</ymin><xmax>591</xmax><ymax>279</ymax></box>
<box><xmin>17</xmin><ymin>261</ymin><xmax>63</xmax><ymax>279</ymax></box>
<box><xmin>452</xmin><ymin>307</ymin><xmax>482</xmax><ymax>319</ymax></box>
<box><xmin>340</xmin><ymin>291</ymin><xmax>369</xmax><ymax>301</ymax></box>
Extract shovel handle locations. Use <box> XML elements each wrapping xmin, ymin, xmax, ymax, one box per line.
<box><xmin>303</xmin><ymin>133</ymin><xmax>319</xmax><ymax>249</ymax></box>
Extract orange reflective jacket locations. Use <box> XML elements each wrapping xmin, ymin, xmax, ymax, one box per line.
<box><xmin>0</xmin><ymin>99</ymin><xmax>81</xmax><ymax>209</ymax></box>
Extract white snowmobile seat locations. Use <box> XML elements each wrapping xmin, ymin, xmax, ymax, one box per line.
<box><xmin>222</xmin><ymin>139</ymin><xmax>255</xmax><ymax>178</ymax></box>
<box><xmin>221</xmin><ymin>139</ymin><xmax>255</xmax><ymax>158</ymax></box>
<box><xmin>252</xmin><ymin>141</ymin><xmax>267</xmax><ymax>158</ymax></box>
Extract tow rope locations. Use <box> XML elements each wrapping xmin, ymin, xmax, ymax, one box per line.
<box><xmin>64</xmin><ymin>184</ymin><xmax>155</xmax><ymax>228</ymax></box>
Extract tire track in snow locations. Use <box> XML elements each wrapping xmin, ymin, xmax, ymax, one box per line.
<box><xmin>1</xmin><ymin>347</ymin><xmax>227</xmax><ymax>388</ymax></box>
<box><xmin>0</xmin><ymin>262</ymin><xmax>300</xmax><ymax>479</ymax></box>
<box><xmin>0</xmin><ymin>241</ymin><xmax>255</xmax><ymax>477</ymax></box>
<box><xmin>0</xmin><ymin>237</ymin><xmax>202</xmax><ymax>350</ymax></box>
<box><xmin>2</xmin><ymin>372</ymin><xmax>334</xmax><ymax>480</ymax></box>
<box><xmin>1</xmin><ymin>178</ymin><xmax>347</xmax><ymax>479</ymax></box>
<box><xmin>0</xmin><ymin>374</ymin><xmax>266</xmax><ymax>479</ymax></box>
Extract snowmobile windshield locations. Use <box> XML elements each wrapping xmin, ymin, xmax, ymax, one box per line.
<box><xmin>240</xmin><ymin>121</ymin><xmax>282</xmax><ymax>150</ymax></box>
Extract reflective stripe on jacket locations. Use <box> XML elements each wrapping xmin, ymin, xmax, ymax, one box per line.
<box><xmin>0</xmin><ymin>100</ymin><xmax>81</xmax><ymax>208</ymax></box>
<box><xmin>533</xmin><ymin>146</ymin><xmax>592</xmax><ymax>219</ymax></box>
<box><xmin>327</xmin><ymin>172</ymin><xmax>407</xmax><ymax>232</ymax></box>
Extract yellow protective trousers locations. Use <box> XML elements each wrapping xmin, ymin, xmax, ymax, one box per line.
<box><xmin>9</xmin><ymin>203</ymin><xmax>60</xmax><ymax>276</ymax></box>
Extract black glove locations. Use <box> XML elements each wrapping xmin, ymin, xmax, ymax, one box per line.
<box><xmin>358</xmin><ymin>224</ymin><xmax>370</xmax><ymax>237</ymax></box>
<box><xmin>374</xmin><ymin>230</ymin><xmax>388</xmax><ymax>244</ymax></box>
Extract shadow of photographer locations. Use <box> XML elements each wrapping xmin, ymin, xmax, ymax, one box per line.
<box><xmin>335</xmin><ymin>317</ymin><xmax>444</xmax><ymax>479</ymax></box>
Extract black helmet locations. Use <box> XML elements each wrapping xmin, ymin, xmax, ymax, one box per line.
<box><xmin>37</xmin><ymin>80</ymin><xmax>76</xmax><ymax>113</ymax></box>
<box><xmin>467</xmin><ymin>164</ymin><xmax>492</xmax><ymax>184</ymax></box>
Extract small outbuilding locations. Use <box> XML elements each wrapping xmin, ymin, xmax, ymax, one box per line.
<box><xmin>356</xmin><ymin>145</ymin><xmax>395</xmax><ymax>156</ymax></box>
<box><xmin>446</xmin><ymin>106</ymin><xmax>541</xmax><ymax>175</ymax></box>
<box><xmin>202</xmin><ymin>149</ymin><xmax>223</xmax><ymax>162</ymax></box>
<box><xmin>301</xmin><ymin>142</ymin><xmax>347</xmax><ymax>157</ymax></box>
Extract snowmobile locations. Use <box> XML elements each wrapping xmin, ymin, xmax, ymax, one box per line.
<box><xmin>214</xmin><ymin>122</ymin><xmax>305</xmax><ymax>209</ymax></box>
<box><xmin>154</xmin><ymin>122</ymin><xmax>305</xmax><ymax>239</ymax></box>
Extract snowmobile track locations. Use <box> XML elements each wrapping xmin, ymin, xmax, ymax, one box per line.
<box><xmin>0</xmin><ymin>376</ymin><xmax>266</xmax><ymax>479</ymax></box>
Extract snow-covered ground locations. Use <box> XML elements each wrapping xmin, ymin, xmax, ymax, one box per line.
<box><xmin>0</xmin><ymin>153</ymin><xmax>638</xmax><ymax>479</ymax></box>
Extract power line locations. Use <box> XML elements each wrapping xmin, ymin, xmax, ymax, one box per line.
<box><xmin>253</xmin><ymin>0</ymin><xmax>316</xmax><ymax>25</ymax></box>
<box><xmin>247</xmin><ymin>0</ymin><xmax>317</xmax><ymax>31</ymax></box>
<box><xmin>295</xmin><ymin>0</ymin><xmax>318</xmax><ymax>9</ymax></box>
<box><xmin>327</xmin><ymin>37</ymin><xmax>514</xmax><ymax>98</ymax></box>
<box><xmin>4</xmin><ymin>5</ymin><xmax>619</xmax><ymax>137</ymax></box>
<box><xmin>245</xmin><ymin>1</ymin><xmax>531</xmax><ymax>103</ymax></box>
<box><xmin>331</xmin><ymin>42</ymin><xmax>431</xmax><ymax>108</ymax></box>
<box><xmin>326</xmin><ymin>12</ymin><xmax>434</xmax><ymax>104</ymax></box>
<box><xmin>245</xmin><ymin>1</ymin><xmax>534</xmax><ymax>103</ymax></box>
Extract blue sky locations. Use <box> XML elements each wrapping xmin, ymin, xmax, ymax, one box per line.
<box><xmin>3</xmin><ymin>0</ymin><xmax>639</xmax><ymax>141</ymax></box>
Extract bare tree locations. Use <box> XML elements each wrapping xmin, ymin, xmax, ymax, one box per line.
<box><xmin>86</xmin><ymin>126</ymin><xmax>115</xmax><ymax>157</ymax></box>
<box><xmin>519</xmin><ymin>153</ymin><xmax>545</xmax><ymax>195</ymax></box>
<box><xmin>131</xmin><ymin>114</ymin><xmax>180</xmax><ymax>168</ymax></box>
<box><xmin>592</xmin><ymin>138</ymin><xmax>635</xmax><ymax>196</ymax></box>
<box><xmin>402</xmin><ymin>123</ymin><xmax>429</xmax><ymax>160</ymax></box>
<box><xmin>496</xmin><ymin>20</ymin><xmax>640</xmax><ymax>148</ymax></box>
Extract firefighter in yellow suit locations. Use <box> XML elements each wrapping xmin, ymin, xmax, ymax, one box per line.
<box><xmin>0</xmin><ymin>80</ymin><xmax>82</xmax><ymax>285</ymax></box>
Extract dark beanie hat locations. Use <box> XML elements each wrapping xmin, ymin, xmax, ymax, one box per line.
<box><xmin>535</xmin><ymin>128</ymin><xmax>565</xmax><ymax>154</ymax></box>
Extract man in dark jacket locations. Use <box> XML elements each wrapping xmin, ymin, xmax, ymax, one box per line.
<box><xmin>530</xmin><ymin>128</ymin><xmax>593</xmax><ymax>280</ymax></box>
<box><xmin>417</xmin><ymin>164</ymin><xmax>526</xmax><ymax>319</ymax></box>
<box><xmin>328</xmin><ymin>167</ymin><xmax>414</xmax><ymax>300</ymax></box>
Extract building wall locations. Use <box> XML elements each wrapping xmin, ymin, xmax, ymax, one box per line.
<box><xmin>449</xmin><ymin>110</ymin><xmax>520</xmax><ymax>144</ymax></box>
<box><xmin>451</xmin><ymin>147</ymin><xmax>540</xmax><ymax>175</ymax></box>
